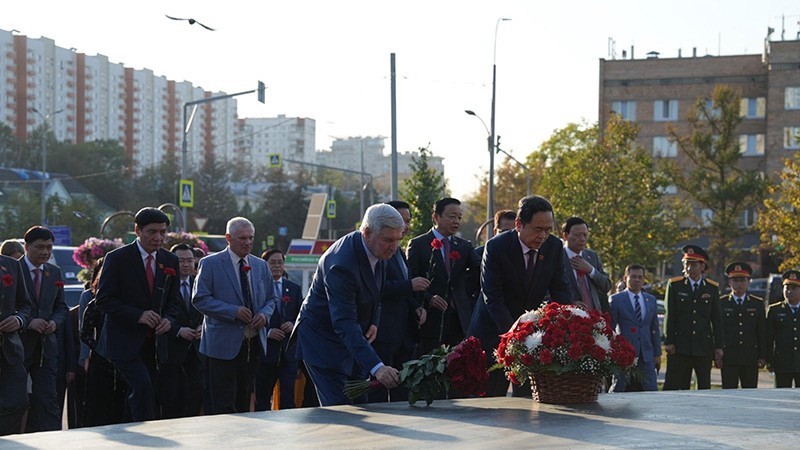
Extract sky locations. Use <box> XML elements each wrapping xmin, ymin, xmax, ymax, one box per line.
<box><xmin>4</xmin><ymin>0</ymin><xmax>799</xmax><ymax>201</ymax></box>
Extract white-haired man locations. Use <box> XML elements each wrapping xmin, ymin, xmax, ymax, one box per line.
<box><xmin>294</xmin><ymin>204</ymin><xmax>403</xmax><ymax>406</ymax></box>
<box><xmin>193</xmin><ymin>217</ymin><xmax>277</xmax><ymax>414</ymax></box>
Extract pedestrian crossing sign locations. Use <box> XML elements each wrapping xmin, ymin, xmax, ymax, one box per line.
<box><xmin>268</xmin><ymin>153</ymin><xmax>282</xmax><ymax>168</ymax></box>
<box><xmin>179</xmin><ymin>179</ymin><xmax>194</xmax><ymax>208</ymax></box>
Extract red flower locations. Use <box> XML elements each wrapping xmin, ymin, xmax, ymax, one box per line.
<box><xmin>54</xmin><ymin>281</ymin><xmax>65</xmax><ymax>288</ymax></box>
<box><xmin>431</xmin><ymin>238</ymin><xmax>443</xmax><ymax>250</ymax></box>
<box><xmin>520</xmin><ymin>353</ymin><xmax>534</xmax><ymax>366</ymax></box>
<box><xmin>449</xmin><ymin>250</ymin><xmax>461</xmax><ymax>262</ymax></box>
<box><xmin>282</xmin><ymin>295</ymin><xmax>291</xmax><ymax>303</ymax></box>
<box><xmin>630</xmin><ymin>326</ymin><xmax>637</xmax><ymax>334</ymax></box>
<box><xmin>163</xmin><ymin>267</ymin><xmax>177</xmax><ymax>277</ymax></box>
<box><xmin>241</xmin><ymin>265</ymin><xmax>252</xmax><ymax>273</ymax></box>
<box><xmin>508</xmin><ymin>371</ymin><xmax>520</xmax><ymax>385</ymax></box>
<box><xmin>539</xmin><ymin>348</ymin><xmax>553</xmax><ymax>364</ymax></box>
<box><xmin>1</xmin><ymin>274</ymin><xmax>13</xmax><ymax>287</ymax></box>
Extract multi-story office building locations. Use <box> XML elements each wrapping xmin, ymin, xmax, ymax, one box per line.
<box><xmin>598</xmin><ymin>38</ymin><xmax>800</xmax><ymax>273</ymax></box>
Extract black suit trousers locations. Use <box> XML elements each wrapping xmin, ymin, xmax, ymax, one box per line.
<box><xmin>0</xmin><ymin>352</ymin><xmax>28</xmax><ymax>436</ymax></box>
<box><xmin>111</xmin><ymin>335</ymin><xmax>158</xmax><ymax>422</ymax></box>
<box><xmin>774</xmin><ymin>372</ymin><xmax>800</xmax><ymax>388</ymax></box>
<box><xmin>158</xmin><ymin>346</ymin><xmax>204</xmax><ymax>418</ymax></box>
<box><xmin>206</xmin><ymin>337</ymin><xmax>261</xmax><ymax>415</ymax></box>
<box><xmin>721</xmin><ymin>364</ymin><xmax>759</xmax><ymax>389</ymax></box>
<box><xmin>663</xmin><ymin>354</ymin><xmax>712</xmax><ymax>390</ymax></box>
<box><xmin>24</xmin><ymin>341</ymin><xmax>61</xmax><ymax>432</ymax></box>
<box><xmin>254</xmin><ymin>356</ymin><xmax>298</xmax><ymax>410</ymax></box>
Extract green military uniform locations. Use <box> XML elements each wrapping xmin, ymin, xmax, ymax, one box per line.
<box><xmin>766</xmin><ymin>270</ymin><xmax>800</xmax><ymax>388</ymax></box>
<box><xmin>720</xmin><ymin>293</ymin><xmax>766</xmax><ymax>388</ymax></box>
<box><xmin>663</xmin><ymin>245</ymin><xmax>724</xmax><ymax>390</ymax></box>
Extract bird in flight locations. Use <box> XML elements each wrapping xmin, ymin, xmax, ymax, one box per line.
<box><xmin>165</xmin><ymin>14</ymin><xmax>215</xmax><ymax>31</ymax></box>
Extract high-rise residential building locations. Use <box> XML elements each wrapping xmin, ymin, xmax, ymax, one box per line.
<box><xmin>598</xmin><ymin>38</ymin><xmax>800</xmax><ymax>273</ymax></box>
<box><xmin>0</xmin><ymin>28</ymin><xmax>236</xmax><ymax>173</ymax></box>
<box><xmin>237</xmin><ymin>115</ymin><xmax>315</xmax><ymax>170</ymax></box>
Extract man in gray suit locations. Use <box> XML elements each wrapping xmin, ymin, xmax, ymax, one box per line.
<box><xmin>609</xmin><ymin>264</ymin><xmax>661</xmax><ymax>391</ymax></box>
<box><xmin>193</xmin><ymin>217</ymin><xmax>277</xmax><ymax>414</ymax></box>
<box><xmin>561</xmin><ymin>217</ymin><xmax>611</xmax><ymax>313</ymax></box>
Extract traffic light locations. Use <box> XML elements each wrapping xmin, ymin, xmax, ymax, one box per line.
<box><xmin>257</xmin><ymin>81</ymin><xmax>266</xmax><ymax>104</ymax></box>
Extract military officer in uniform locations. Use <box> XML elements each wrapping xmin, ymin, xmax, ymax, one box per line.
<box><xmin>720</xmin><ymin>262</ymin><xmax>766</xmax><ymax>389</ymax></box>
<box><xmin>663</xmin><ymin>245</ymin><xmax>724</xmax><ymax>390</ymax></box>
<box><xmin>766</xmin><ymin>270</ymin><xmax>800</xmax><ymax>388</ymax></box>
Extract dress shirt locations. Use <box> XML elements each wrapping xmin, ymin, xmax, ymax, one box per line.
<box><xmin>564</xmin><ymin>245</ymin><xmax>596</xmax><ymax>279</ymax></box>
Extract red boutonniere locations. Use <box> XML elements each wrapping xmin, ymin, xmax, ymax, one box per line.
<box><xmin>538</xmin><ymin>254</ymin><xmax>545</xmax><ymax>261</ymax></box>
<box><xmin>159</xmin><ymin>263</ymin><xmax>164</xmax><ymax>270</ymax></box>
<box><xmin>164</xmin><ymin>267</ymin><xmax>177</xmax><ymax>277</ymax></box>
<box><xmin>431</xmin><ymin>238</ymin><xmax>443</xmax><ymax>250</ymax></box>
<box><xmin>241</xmin><ymin>265</ymin><xmax>252</xmax><ymax>273</ymax></box>
<box><xmin>449</xmin><ymin>250</ymin><xmax>461</xmax><ymax>261</ymax></box>
<box><xmin>1</xmin><ymin>274</ymin><xmax>13</xmax><ymax>287</ymax></box>
<box><xmin>54</xmin><ymin>281</ymin><xmax>65</xmax><ymax>288</ymax></box>
<box><xmin>282</xmin><ymin>295</ymin><xmax>291</xmax><ymax>303</ymax></box>
<box><xmin>44</xmin><ymin>271</ymin><xmax>50</xmax><ymax>277</ymax></box>
<box><xmin>630</xmin><ymin>326</ymin><xmax>637</xmax><ymax>334</ymax></box>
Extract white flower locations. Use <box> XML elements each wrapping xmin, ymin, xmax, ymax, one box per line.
<box><xmin>594</xmin><ymin>319</ymin><xmax>606</xmax><ymax>330</ymax></box>
<box><xmin>524</xmin><ymin>331</ymin><xmax>544</xmax><ymax>352</ymax></box>
<box><xmin>593</xmin><ymin>332</ymin><xmax>611</xmax><ymax>351</ymax></box>
<box><xmin>570</xmin><ymin>307</ymin><xmax>589</xmax><ymax>318</ymax></box>
<box><xmin>519</xmin><ymin>310</ymin><xmax>541</xmax><ymax>323</ymax></box>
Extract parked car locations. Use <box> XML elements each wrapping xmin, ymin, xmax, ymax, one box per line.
<box><xmin>51</xmin><ymin>245</ymin><xmax>82</xmax><ymax>285</ymax></box>
<box><xmin>63</xmin><ymin>283</ymin><xmax>85</xmax><ymax>309</ymax></box>
<box><xmin>656</xmin><ymin>299</ymin><xmax>665</xmax><ymax>336</ymax></box>
<box><xmin>765</xmin><ymin>273</ymin><xmax>784</xmax><ymax>307</ymax></box>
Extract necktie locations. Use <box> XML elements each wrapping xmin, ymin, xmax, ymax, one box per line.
<box><xmin>274</xmin><ymin>281</ymin><xmax>282</xmax><ymax>315</ymax></box>
<box><xmin>692</xmin><ymin>282</ymin><xmax>698</xmax><ymax>293</ymax></box>
<box><xmin>145</xmin><ymin>254</ymin><xmax>155</xmax><ymax>296</ymax></box>
<box><xmin>442</xmin><ymin>237</ymin><xmax>451</xmax><ymax>275</ymax></box>
<box><xmin>525</xmin><ymin>249</ymin><xmax>536</xmax><ymax>289</ymax></box>
<box><xmin>33</xmin><ymin>267</ymin><xmax>42</xmax><ymax>299</ymax></box>
<box><xmin>577</xmin><ymin>271</ymin><xmax>594</xmax><ymax>310</ymax></box>
<box><xmin>736</xmin><ymin>297</ymin><xmax>743</xmax><ymax>306</ymax></box>
<box><xmin>239</xmin><ymin>259</ymin><xmax>253</xmax><ymax>310</ymax></box>
<box><xmin>634</xmin><ymin>294</ymin><xmax>642</xmax><ymax>321</ymax></box>
<box><xmin>182</xmin><ymin>280</ymin><xmax>191</xmax><ymax>309</ymax></box>
<box><xmin>374</xmin><ymin>261</ymin><xmax>384</xmax><ymax>291</ymax></box>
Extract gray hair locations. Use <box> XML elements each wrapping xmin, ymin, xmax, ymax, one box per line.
<box><xmin>226</xmin><ymin>217</ymin><xmax>255</xmax><ymax>235</ymax></box>
<box><xmin>360</xmin><ymin>204</ymin><xmax>404</xmax><ymax>234</ymax></box>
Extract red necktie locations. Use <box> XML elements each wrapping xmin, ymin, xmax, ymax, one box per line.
<box><xmin>33</xmin><ymin>267</ymin><xmax>42</xmax><ymax>299</ymax></box>
<box><xmin>145</xmin><ymin>254</ymin><xmax>155</xmax><ymax>296</ymax></box>
<box><xmin>577</xmin><ymin>271</ymin><xmax>594</xmax><ymax>310</ymax></box>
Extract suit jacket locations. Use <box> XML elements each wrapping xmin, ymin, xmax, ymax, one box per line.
<box><xmin>406</xmin><ymin>230</ymin><xmax>480</xmax><ymax>339</ymax></box>
<box><xmin>295</xmin><ymin>231</ymin><xmax>384</xmax><ymax>374</ymax></box>
<box><xmin>467</xmin><ymin>232</ymin><xmax>572</xmax><ymax>354</ymax></box>
<box><xmin>19</xmin><ymin>257</ymin><xmax>68</xmax><ymax>361</ymax></box>
<box><xmin>193</xmin><ymin>249</ymin><xmax>277</xmax><ymax>361</ymax></box>
<box><xmin>766</xmin><ymin>301</ymin><xmax>800</xmax><ymax>373</ymax></box>
<box><xmin>0</xmin><ymin>255</ymin><xmax>31</xmax><ymax>365</ymax></box>
<box><xmin>663</xmin><ymin>276</ymin><xmax>724</xmax><ymax>357</ymax></box>
<box><xmin>160</xmin><ymin>276</ymin><xmax>204</xmax><ymax>365</ymax></box>
<box><xmin>720</xmin><ymin>293</ymin><xmax>766</xmax><ymax>366</ymax></box>
<box><xmin>562</xmin><ymin>247</ymin><xmax>611</xmax><ymax>313</ymax></box>
<box><xmin>95</xmin><ymin>242</ymin><xmax>181</xmax><ymax>362</ymax></box>
<box><xmin>263</xmin><ymin>278</ymin><xmax>302</xmax><ymax>365</ymax></box>
<box><xmin>609</xmin><ymin>290</ymin><xmax>661</xmax><ymax>363</ymax></box>
<box><xmin>375</xmin><ymin>249</ymin><xmax>421</xmax><ymax>348</ymax></box>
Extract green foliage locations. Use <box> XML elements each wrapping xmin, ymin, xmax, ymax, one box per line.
<box><xmin>191</xmin><ymin>153</ymin><xmax>238</xmax><ymax>234</ymax></box>
<box><xmin>252</xmin><ymin>167</ymin><xmax>310</xmax><ymax>252</ymax></box>
<box><xmin>538</xmin><ymin>116</ymin><xmax>686</xmax><ymax>279</ymax></box>
<box><xmin>399</xmin><ymin>146</ymin><xmax>445</xmax><ymax>240</ymax></box>
<box><xmin>757</xmin><ymin>153</ymin><xmax>800</xmax><ymax>271</ymax></box>
<box><xmin>666</xmin><ymin>85</ymin><xmax>771</xmax><ymax>278</ymax></box>
<box><xmin>399</xmin><ymin>345</ymin><xmax>451</xmax><ymax>406</ymax></box>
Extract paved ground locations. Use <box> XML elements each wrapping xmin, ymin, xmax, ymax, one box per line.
<box><xmin>8</xmin><ymin>389</ymin><xmax>800</xmax><ymax>449</ymax></box>
<box><xmin>660</xmin><ymin>367</ymin><xmax>775</xmax><ymax>389</ymax></box>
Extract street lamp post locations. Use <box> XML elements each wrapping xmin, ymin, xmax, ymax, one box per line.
<box><xmin>488</xmin><ymin>18</ymin><xmax>511</xmax><ymax>238</ymax></box>
<box><xmin>465</xmin><ymin>109</ymin><xmax>495</xmax><ymax>240</ymax></box>
<box><xmin>31</xmin><ymin>107</ymin><xmax>64</xmax><ymax>226</ymax></box>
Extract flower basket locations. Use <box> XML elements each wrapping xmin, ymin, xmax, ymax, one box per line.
<box><xmin>530</xmin><ymin>372</ymin><xmax>602</xmax><ymax>404</ymax></box>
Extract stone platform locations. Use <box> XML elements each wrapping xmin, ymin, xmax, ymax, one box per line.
<box><xmin>3</xmin><ymin>389</ymin><xmax>800</xmax><ymax>449</ymax></box>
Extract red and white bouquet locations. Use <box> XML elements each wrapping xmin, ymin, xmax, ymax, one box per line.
<box><xmin>495</xmin><ymin>303</ymin><xmax>637</xmax><ymax>385</ymax></box>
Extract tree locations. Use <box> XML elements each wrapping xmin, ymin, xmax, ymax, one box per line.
<box><xmin>0</xmin><ymin>123</ymin><xmax>20</xmax><ymax>167</ymax></box>
<box><xmin>666</xmin><ymin>85</ymin><xmax>770</xmax><ymax>279</ymax></box>
<box><xmin>538</xmin><ymin>116</ymin><xmax>687</xmax><ymax>279</ymax></box>
<box><xmin>191</xmin><ymin>153</ymin><xmax>239</xmax><ymax>234</ymax></box>
<box><xmin>47</xmin><ymin>139</ymin><xmax>130</xmax><ymax>210</ymax></box>
<box><xmin>399</xmin><ymin>146</ymin><xmax>446</xmax><ymax>239</ymax></box>
<box><xmin>253</xmin><ymin>167</ymin><xmax>310</xmax><ymax>252</ymax></box>
<box><xmin>757</xmin><ymin>152</ymin><xmax>800</xmax><ymax>271</ymax></box>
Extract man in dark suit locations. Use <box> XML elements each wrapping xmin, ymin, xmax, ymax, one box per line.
<box><xmin>255</xmin><ymin>249</ymin><xmax>303</xmax><ymax>410</ymax></box>
<box><xmin>157</xmin><ymin>244</ymin><xmax>204</xmax><ymax>418</ymax></box>
<box><xmin>0</xmin><ymin>254</ymin><xmax>31</xmax><ymax>435</ymax></box>
<box><xmin>663</xmin><ymin>244</ymin><xmax>724</xmax><ymax>390</ymax></box>
<box><xmin>193</xmin><ymin>217</ymin><xmax>277</xmax><ymax>414</ymax></box>
<box><xmin>720</xmin><ymin>262</ymin><xmax>766</xmax><ymax>389</ymax></box>
<box><xmin>407</xmin><ymin>198</ymin><xmax>480</xmax><ymax>356</ymax></box>
<box><xmin>609</xmin><ymin>264</ymin><xmax>661</xmax><ymax>392</ymax></box>
<box><xmin>467</xmin><ymin>195</ymin><xmax>573</xmax><ymax>397</ymax></box>
<box><xmin>468</xmin><ymin>210</ymin><xmax>516</xmax><ymax>303</ymax></box>
<box><xmin>766</xmin><ymin>270</ymin><xmax>800</xmax><ymax>388</ymax></box>
<box><xmin>369</xmin><ymin>200</ymin><xmax>430</xmax><ymax>403</ymax></box>
<box><xmin>294</xmin><ymin>204</ymin><xmax>403</xmax><ymax>406</ymax></box>
<box><xmin>561</xmin><ymin>217</ymin><xmax>611</xmax><ymax>313</ymax></box>
<box><xmin>95</xmin><ymin>208</ymin><xmax>181</xmax><ymax>422</ymax></box>
<box><xmin>19</xmin><ymin>226</ymin><xmax>68</xmax><ymax>431</ymax></box>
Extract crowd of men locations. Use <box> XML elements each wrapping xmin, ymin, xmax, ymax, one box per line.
<box><xmin>2</xmin><ymin>194</ymin><xmax>800</xmax><ymax>435</ymax></box>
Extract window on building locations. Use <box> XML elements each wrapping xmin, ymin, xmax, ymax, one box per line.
<box><xmin>740</xmin><ymin>97</ymin><xmax>766</xmax><ymax>118</ymax></box>
<box><xmin>737</xmin><ymin>207</ymin><xmax>758</xmax><ymax>228</ymax></box>
<box><xmin>652</xmin><ymin>137</ymin><xmax>677</xmax><ymax>157</ymax></box>
<box><xmin>739</xmin><ymin>134</ymin><xmax>765</xmax><ymax>156</ymax></box>
<box><xmin>785</xmin><ymin>88</ymin><xmax>800</xmax><ymax>110</ymax></box>
<box><xmin>694</xmin><ymin>208</ymin><xmax>714</xmax><ymax>226</ymax></box>
<box><xmin>657</xmin><ymin>184</ymin><xmax>678</xmax><ymax>195</ymax></box>
<box><xmin>785</xmin><ymin>127</ymin><xmax>800</xmax><ymax>149</ymax></box>
<box><xmin>704</xmin><ymin>99</ymin><xmax>721</xmax><ymax>119</ymax></box>
<box><xmin>654</xmin><ymin>100</ymin><xmax>678</xmax><ymax>121</ymax></box>
<box><xmin>611</xmin><ymin>101</ymin><xmax>636</xmax><ymax>121</ymax></box>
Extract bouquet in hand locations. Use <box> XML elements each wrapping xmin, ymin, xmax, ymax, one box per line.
<box><xmin>345</xmin><ymin>336</ymin><xmax>488</xmax><ymax>406</ymax></box>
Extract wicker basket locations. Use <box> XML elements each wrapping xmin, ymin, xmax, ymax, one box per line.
<box><xmin>529</xmin><ymin>372</ymin><xmax>602</xmax><ymax>404</ymax></box>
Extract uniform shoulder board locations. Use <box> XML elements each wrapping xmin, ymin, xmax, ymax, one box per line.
<box><xmin>669</xmin><ymin>276</ymin><xmax>684</xmax><ymax>282</ymax></box>
<box><xmin>705</xmin><ymin>278</ymin><xmax>719</xmax><ymax>287</ymax></box>
<box><xmin>749</xmin><ymin>294</ymin><xmax>763</xmax><ymax>302</ymax></box>
<box><xmin>768</xmin><ymin>301</ymin><xmax>784</xmax><ymax>309</ymax></box>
